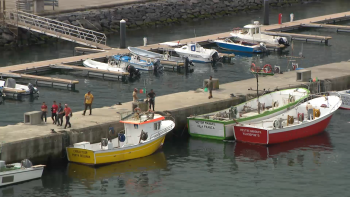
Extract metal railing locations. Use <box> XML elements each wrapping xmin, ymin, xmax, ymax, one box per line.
<box><xmin>5</xmin><ymin>10</ymin><xmax>107</xmax><ymax>48</ymax></box>
<box><xmin>150</xmin><ymin>123</ymin><xmax>175</xmax><ymax>141</ymax></box>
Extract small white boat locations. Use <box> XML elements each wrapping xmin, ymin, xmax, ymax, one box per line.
<box><xmin>66</xmin><ymin>111</ymin><xmax>175</xmax><ymax>165</ymax></box>
<box><xmin>330</xmin><ymin>90</ymin><xmax>350</xmax><ymax>110</ymax></box>
<box><xmin>214</xmin><ymin>38</ymin><xmax>266</xmax><ymax>53</ymax></box>
<box><xmin>83</xmin><ymin>59</ymin><xmax>141</xmax><ymax>77</ymax></box>
<box><xmin>0</xmin><ymin>78</ymin><xmax>38</xmax><ymax>95</ymax></box>
<box><xmin>233</xmin><ymin>95</ymin><xmax>341</xmax><ymax>145</ymax></box>
<box><xmin>0</xmin><ymin>159</ymin><xmax>45</xmax><ymax>187</ymax></box>
<box><xmin>128</xmin><ymin>46</ymin><xmax>184</xmax><ymax>63</ymax></box>
<box><xmin>174</xmin><ymin>43</ymin><xmax>219</xmax><ymax>63</ymax></box>
<box><xmin>230</xmin><ymin>21</ymin><xmax>289</xmax><ymax>46</ymax></box>
<box><xmin>113</xmin><ymin>55</ymin><xmax>154</xmax><ymax>71</ymax></box>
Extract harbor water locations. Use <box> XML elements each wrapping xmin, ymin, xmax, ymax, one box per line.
<box><xmin>0</xmin><ymin>0</ymin><xmax>350</xmax><ymax>196</ymax></box>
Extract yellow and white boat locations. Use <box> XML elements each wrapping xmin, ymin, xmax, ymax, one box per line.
<box><xmin>66</xmin><ymin>112</ymin><xmax>175</xmax><ymax>165</ymax></box>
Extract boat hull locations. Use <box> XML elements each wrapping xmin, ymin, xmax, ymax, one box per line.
<box><xmin>175</xmin><ymin>52</ymin><xmax>211</xmax><ymax>63</ymax></box>
<box><xmin>0</xmin><ymin>167</ymin><xmax>44</xmax><ymax>187</ymax></box>
<box><xmin>66</xmin><ymin>135</ymin><xmax>166</xmax><ymax>165</ymax></box>
<box><xmin>234</xmin><ymin>113</ymin><xmax>334</xmax><ymax>145</ymax></box>
<box><xmin>215</xmin><ymin>41</ymin><xmax>262</xmax><ymax>53</ymax></box>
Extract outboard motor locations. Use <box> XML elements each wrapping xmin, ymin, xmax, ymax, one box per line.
<box><xmin>127</xmin><ymin>65</ymin><xmax>140</xmax><ymax>78</ymax></box>
<box><xmin>259</xmin><ymin>42</ymin><xmax>267</xmax><ymax>52</ymax></box>
<box><xmin>211</xmin><ymin>52</ymin><xmax>220</xmax><ymax>66</ymax></box>
<box><xmin>184</xmin><ymin>57</ymin><xmax>190</xmax><ymax>73</ymax></box>
<box><xmin>153</xmin><ymin>59</ymin><xmax>163</xmax><ymax>73</ymax></box>
<box><xmin>21</xmin><ymin>159</ymin><xmax>33</xmax><ymax>168</ymax></box>
<box><xmin>278</xmin><ymin>37</ymin><xmax>289</xmax><ymax>46</ymax></box>
<box><xmin>27</xmin><ymin>83</ymin><xmax>35</xmax><ymax>95</ymax></box>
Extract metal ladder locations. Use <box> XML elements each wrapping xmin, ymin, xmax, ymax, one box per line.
<box><xmin>4</xmin><ymin>10</ymin><xmax>110</xmax><ymax>49</ymax></box>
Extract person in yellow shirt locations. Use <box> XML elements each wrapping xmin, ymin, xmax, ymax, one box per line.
<box><xmin>83</xmin><ymin>91</ymin><xmax>94</xmax><ymax>115</ymax></box>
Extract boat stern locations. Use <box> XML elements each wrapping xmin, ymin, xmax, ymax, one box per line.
<box><xmin>66</xmin><ymin>147</ymin><xmax>96</xmax><ymax>165</ymax></box>
<box><xmin>233</xmin><ymin>125</ymin><xmax>269</xmax><ymax>145</ymax></box>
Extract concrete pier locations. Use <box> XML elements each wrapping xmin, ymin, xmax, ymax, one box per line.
<box><xmin>1</xmin><ymin>61</ymin><xmax>350</xmax><ymax>164</ymax></box>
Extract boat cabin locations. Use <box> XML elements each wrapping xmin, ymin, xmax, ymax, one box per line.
<box><xmin>240</xmin><ymin>21</ymin><xmax>262</xmax><ymax>36</ymax></box>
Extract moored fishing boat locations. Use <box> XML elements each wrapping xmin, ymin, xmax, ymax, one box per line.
<box><xmin>230</xmin><ymin>21</ymin><xmax>289</xmax><ymax>46</ymax></box>
<box><xmin>66</xmin><ymin>111</ymin><xmax>175</xmax><ymax>165</ymax></box>
<box><xmin>174</xmin><ymin>43</ymin><xmax>219</xmax><ymax>63</ymax></box>
<box><xmin>214</xmin><ymin>38</ymin><xmax>266</xmax><ymax>53</ymax></box>
<box><xmin>233</xmin><ymin>95</ymin><xmax>341</xmax><ymax>145</ymax></box>
<box><xmin>330</xmin><ymin>90</ymin><xmax>350</xmax><ymax>110</ymax></box>
<box><xmin>0</xmin><ymin>159</ymin><xmax>45</xmax><ymax>187</ymax></box>
<box><xmin>187</xmin><ymin>88</ymin><xmax>310</xmax><ymax>140</ymax></box>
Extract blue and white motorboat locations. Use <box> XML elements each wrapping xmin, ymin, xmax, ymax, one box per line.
<box><xmin>113</xmin><ymin>55</ymin><xmax>154</xmax><ymax>71</ymax></box>
<box><xmin>214</xmin><ymin>38</ymin><xmax>266</xmax><ymax>53</ymax></box>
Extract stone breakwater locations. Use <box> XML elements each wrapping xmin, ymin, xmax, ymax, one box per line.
<box><xmin>0</xmin><ymin>0</ymin><xmax>319</xmax><ymax>47</ymax></box>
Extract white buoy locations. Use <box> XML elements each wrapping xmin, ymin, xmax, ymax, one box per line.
<box><xmin>143</xmin><ymin>37</ymin><xmax>147</xmax><ymax>46</ymax></box>
<box><xmin>290</xmin><ymin>13</ymin><xmax>294</xmax><ymax>22</ymax></box>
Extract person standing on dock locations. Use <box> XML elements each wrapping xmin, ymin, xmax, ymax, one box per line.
<box><xmin>148</xmin><ymin>89</ymin><xmax>156</xmax><ymax>111</ymax></box>
<box><xmin>57</xmin><ymin>103</ymin><xmax>64</xmax><ymax>126</ymax></box>
<box><xmin>51</xmin><ymin>101</ymin><xmax>58</xmax><ymax>124</ymax></box>
<box><xmin>208</xmin><ymin>76</ymin><xmax>213</xmax><ymax>99</ymax></box>
<box><xmin>133</xmin><ymin>88</ymin><xmax>138</xmax><ymax>102</ymax></box>
<box><xmin>64</xmin><ymin>104</ymin><xmax>72</xmax><ymax>129</ymax></box>
<box><xmin>41</xmin><ymin>102</ymin><xmax>47</xmax><ymax>123</ymax></box>
<box><xmin>83</xmin><ymin>91</ymin><xmax>94</xmax><ymax>115</ymax></box>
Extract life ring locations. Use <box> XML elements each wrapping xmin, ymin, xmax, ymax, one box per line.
<box><xmin>289</xmin><ymin>95</ymin><xmax>295</xmax><ymax>103</ymax></box>
<box><xmin>263</xmin><ymin>64</ymin><xmax>272</xmax><ymax>73</ymax></box>
<box><xmin>146</xmin><ymin>58</ymin><xmax>151</xmax><ymax>64</ymax></box>
<box><xmin>273</xmin><ymin>119</ymin><xmax>281</xmax><ymax>129</ymax></box>
<box><xmin>298</xmin><ymin>113</ymin><xmax>304</xmax><ymax>122</ymax></box>
<box><xmin>288</xmin><ymin>116</ymin><xmax>294</xmax><ymax>124</ymax></box>
<box><xmin>134</xmin><ymin>107</ymin><xmax>141</xmax><ymax>113</ymax></box>
<box><xmin>250</xmin><ymin>63</ymin><xmax>256</xmax><ymax>72</ymax></box>
<box><xmin>273</xmin><ymin>101</ymin><xmax>279</xmax><ymax>108</ymax></box>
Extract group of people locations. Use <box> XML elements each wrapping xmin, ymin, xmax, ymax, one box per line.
<box><xmin>133</xmin><ymin>88</ymin><xmax>156</xmax><ymax>111</ymax></box>
<box><xmin>41</xmin><ymin>101</ymin><xmax>72</xmax><ymax>129</ymax></box>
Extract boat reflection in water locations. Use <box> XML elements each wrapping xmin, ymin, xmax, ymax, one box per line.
<box><xmin>67</xmin><ymin>151</ymin><xmax>167</xmax><ymax>195</ymax></box>
<box><xmin>233</xmin><ymin>131</ymin><xmax>332</xmax><ymax>164</ymax></box>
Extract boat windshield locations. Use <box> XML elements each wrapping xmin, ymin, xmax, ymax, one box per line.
<box><xmin>241</xmin><ymin>28</ymin><xmax>249</xmax><ymax>34</ymax></box>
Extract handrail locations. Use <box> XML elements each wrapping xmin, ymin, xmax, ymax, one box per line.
<box><xmin>4</xmin><ymin>9</ymin><xmax>107</xmax><ymax>47</ymax></box>
<box><xmin>149</xmin><ymin>123</ymin><xmax>174</xmax><ymax>140</ymax></box>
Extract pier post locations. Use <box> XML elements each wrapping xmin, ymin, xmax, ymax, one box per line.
<box><xmin>263</xmin><ymin>0</ymin><xmax>270</xmax><ymax>25</ymax></box>
<box><xmin>120</xmin><ymin>19</ymin><xmax>126</xmax><ymax>49</ymax></box>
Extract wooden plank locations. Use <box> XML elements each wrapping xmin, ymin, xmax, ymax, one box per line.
<box><xmin>1</xmin><ymin>73</ymin><xmax>79</xmax><ymax>84</ymax></box>
<box><xmin>53</xmin><ymin>64</ymin><xmax>130</xmax><ymax>76</ymax></box>
<box><xmin>261</xmin><ymin>31</ymin><xmax>332</xmax><ymax>40</ymax></box>
<box><xmin>3</xmin><ymin>88</ymin><xmax>26</xmax><ymax>93</ymax></box>
<box><xmin>303</xmin><ymin>23</ymin><xmax>350</xmax><ymax>30</ymax></box>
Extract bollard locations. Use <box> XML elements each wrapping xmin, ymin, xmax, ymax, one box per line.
<box><xmin>290</xmin><ymin>13</ymin><xmax>294</xmax><ymax>22</ymax></box>
<box><xmin>263</xmin><ymin>0</ymin><xmax>270</xmax><ymax>25</ymax></box>
<box><xmin>278</xmin><ymin>13</ymin><xmax>283</xmax><ymax>24</ymax></box>
<box><xmin>143</xmin><ymin>37</ymin><xmax>147</xmax><ymax>46</ymax></box>
<box><xmin>120</xmin><ymin>19</ymin><xmax>126</xmax><ymax>49</ymax></box>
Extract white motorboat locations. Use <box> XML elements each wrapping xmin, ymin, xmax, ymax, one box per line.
<box><xmin>83</xmin><ymin>59</ymin><xmax>141</xmax><ymax>77</ymax></box>
<box><xmin>0</xmin><ymin>159</ymin><xmax>45</xmax><ymax>187</ymax></box>
<box><xmin>174</xmin><ymin>43</ymin><xmax>219</xmax><ymax>63</ymax></box>
<box><xmin>128</xmin><ymin>47</ymin><xmax>184</xmax><ymax>64</ymax></box>
<box><xmin>0</xmin><ymin>78</ymin><xmax>39</xmax><ymax>95</ymax></box>
<box><xmin>234</xmin><ymin>95</ymin><xmax>341</xmax><ymax>145</ymax></box>
<box><xmin>230</xmin><ymin>21</ymin><xmax>289</xmax><ymax>46</ymax></box>
<box><xmin>113</xmin><ymin>55</ymin><xmax>154</xmax><ymax>71</ymax></box>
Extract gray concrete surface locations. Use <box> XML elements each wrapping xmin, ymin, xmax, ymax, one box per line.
<box><xmin>1</xmin><ymin>61</ymin><xmax>350</xmax><ymax>163</ymax></box>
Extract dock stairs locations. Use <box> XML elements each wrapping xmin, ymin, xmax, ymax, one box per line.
<box><xmin>4</xmin><ymin>10</ymin><xmax>111</xmax><ymax>50</ymax></box>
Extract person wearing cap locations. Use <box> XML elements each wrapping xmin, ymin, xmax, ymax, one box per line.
<box><xmin>83</xmin><ymin>91</ymin><xmax>94</xmax><ymax>115</ymax></box>
<box><xmin>64</xmin><ymin>104</ymin><xmax>72</xmax><ymax>129</ymax></box>
<box><xmin>306</xmin><ymin>102</ymin><xmax>313</xmax><ymax>120</ymax></box>
<box><xmin>133</xmin><ymin>88</ymin><xmax>138</xmax><ymax>102</ymax></box>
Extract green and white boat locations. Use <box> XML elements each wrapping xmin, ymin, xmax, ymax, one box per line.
<box><xmin>187</xmin><ymin>88</ymin><xmax>310</xmax><ymax>140</ymax></box>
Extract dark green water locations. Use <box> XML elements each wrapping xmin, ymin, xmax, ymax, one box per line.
<box><xmin>1</xmin><ymin>1</ymin><xmax>350</xmax><ymax>196</ymax></box>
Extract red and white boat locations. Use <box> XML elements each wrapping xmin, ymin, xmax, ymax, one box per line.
<box><xmin>330</xmin><ymin>90</ymin><xmax>350</xmax><ymax>110</ymax></box>
<box><xmin>233</xmin><ymin>95</ymin><xmax>342</xmax><ymax>145</ymax></box>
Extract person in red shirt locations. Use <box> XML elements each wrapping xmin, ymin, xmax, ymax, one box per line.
<box><xmin>64</xmin><ymin>104</ymin><xmax>72</xmax><ymax>129</ymax></box>
<box><xmin>51</xmin><ymin>101</ymin><xmax>58</xmax><ymax>124</ymax></box>
<box><xmin>41</xmin><ymin>102</ymin><xmax>47</xmax><ymax>123</ymax></box>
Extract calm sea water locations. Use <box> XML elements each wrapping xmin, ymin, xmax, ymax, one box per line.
<box><xmin>1</xmin><ymin>0</ymin><xmax>350</xmax><ymax>196</ymax></box>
